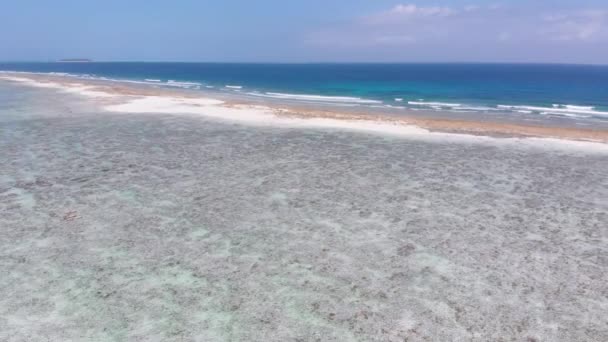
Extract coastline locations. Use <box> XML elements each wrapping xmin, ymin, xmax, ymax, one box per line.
<box><xmin>2</xmin><ymin>71</ymin><xmax>608</xmax><ymax>146</ymax></box>
<box><xmin>2</xmin><ymin>70</ymin><xmax>608</xmax><ymax>341</ymax></box>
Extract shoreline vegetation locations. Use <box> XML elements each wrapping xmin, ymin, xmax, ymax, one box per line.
<box><xmin>1</xmin><ymin>71</ymin><xmax>608</xmax><ymax>145</ymax></box>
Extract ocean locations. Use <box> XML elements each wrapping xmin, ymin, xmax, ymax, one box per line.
<box><xmin>2</xmin><ymin>62</ymin><xmax>608</xmax><ymax>121</ymax></box>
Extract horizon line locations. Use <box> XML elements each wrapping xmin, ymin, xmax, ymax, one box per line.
<box><xmin>1</xmin><ymin>60</ymin><xmax>608</xmax><ymax>67</ymax></box>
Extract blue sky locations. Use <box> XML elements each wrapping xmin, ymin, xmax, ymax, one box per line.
<box><xmin>1</xmin><ymin>1</ymin><xmax>607</xmax><ymax>63</ymax></box>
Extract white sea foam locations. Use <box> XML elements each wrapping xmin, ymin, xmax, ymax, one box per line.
<box><xmin>383</xmin><ymin>104</ymin><xmax>406</xmax><ymax>109</ymax></box>
<box><xmin>458</xmin><ymin>106</ymin><xmax>501</xmax><ymax>112</ymax></box>
<box><xmin>0</xmin><ymin>76</ymin><xmax>113</xmax><ymax>98</ymax></box>
<box><xmin>408</xmin><ymin>101</ymin><xmax>462</xmax><ymax>107</ymax></box>
<box><xmin>395</xmin><ymin>98</ymin><xmax>404</xmax><ymax>102</ymax></box>
<box><xmin>498</xmin><ymin>104</ymin><xmax>608</xmax><ymax>118</ymax></box>
<box><xmin>553</xmin><ymin>104</ymin><xmax>595</xmax><ymax>111</ymax></box>
<box><xmin>0</xmin><ymin>71</ymin><xmax>194</xmax><ymax>91</ymax></box>
<box><xmin>249</xmin><ymin>92</ymin><xmax>382</xmax><ymax>104</ymax></box>
<box><xmin>540</xmin><ymin>112</ymin><xmax>592</xmax><ymax>119</ymax></box>
<box><xmin>39</xmin><ymin>72</ymin><xmax>199</xmax><ymax>90</ymax></box>
<box><xmin>166</xmin><ymin>80</ymin><xmax>202</xmax><ymax>88</ymax></box>
<box><xmin>225</xmin><ymin>85</ymin><xmax>243</xmax><ymax>89</ymax></box>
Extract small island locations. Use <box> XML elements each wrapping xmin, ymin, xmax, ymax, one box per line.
<box><xmin>58</xmin><ymin>58</ymin><xmax>93</xmax><ymax>63</ymax></box>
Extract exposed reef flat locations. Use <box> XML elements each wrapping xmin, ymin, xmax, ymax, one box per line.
<box><xmin>0</xmin><ymin>76</ymin><xmax>607</xmax><ymax>341</ymax></box>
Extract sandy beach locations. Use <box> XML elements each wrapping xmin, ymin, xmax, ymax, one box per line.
<box><xmin>2</xmin><ymin>72</ymin><xmax>608</xmax><ymax>145</ymax></box>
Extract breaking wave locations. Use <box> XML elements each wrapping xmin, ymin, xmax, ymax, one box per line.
<box><xmin>247</xmin><ymin>92</ymin><xmax>382</xmax><ymax>104</ymax></box>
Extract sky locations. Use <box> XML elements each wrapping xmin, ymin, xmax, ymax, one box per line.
<box><xmin>1</xmin><ymin>0</ymin><xmax>607</xmax><ymax>64</ymax></box>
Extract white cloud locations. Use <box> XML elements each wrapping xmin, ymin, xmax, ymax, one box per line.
<box><xmin>541</xmin><ymin>10</ymin><xmax>608</xmax><ymax>41</ymax></box>
<box><xmin>375</xmin><ymin>35</ymin><xmax>417</xmax><ymax>45</ymax></box>
<box><xmin>389</xmin><ymin>4</ymin><xmax>455</xmax><ymax>17</ymax></box>
<box><xmin>303</xmin><ymin>3</ymin><xmax>608</xmax><ymax>62</ymax></box>
<box><xmin>364</xmin><ymin>4</ymin><xmax>456</xmax><ymax>25</ymax></box>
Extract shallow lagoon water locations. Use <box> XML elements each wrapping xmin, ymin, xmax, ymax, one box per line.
<box><xmin>1</xmin><ymin>84</ymin><xmax>607</xmax><ymax>341</ymax></box>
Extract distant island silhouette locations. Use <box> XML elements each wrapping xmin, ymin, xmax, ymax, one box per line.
<box><xmin>58</xmin><ymin>59</ymin><xmax>92</xmax><ymax>62</ymax></box>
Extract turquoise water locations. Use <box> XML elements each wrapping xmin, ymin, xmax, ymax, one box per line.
<box><xmin>2</xmin><ymin>62</ymin><xmax>608</xmax><ymax>120</ymax></box>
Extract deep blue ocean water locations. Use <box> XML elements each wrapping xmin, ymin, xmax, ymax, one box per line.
<box><xmin>2</xmin><ymin>62</ymin><xmax>608</xmax><ymax>119</ymax></box>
